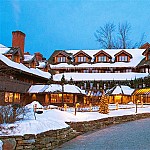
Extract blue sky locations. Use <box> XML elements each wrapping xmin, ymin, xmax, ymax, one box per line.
<box><xmin>1</xmin><ymin>0</ymin><xmax>150</xmax><ymax>59</ymax></box>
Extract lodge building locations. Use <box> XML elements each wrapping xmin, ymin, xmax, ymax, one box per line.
<box><xmin>49</xmin><ymin>47</ymin><xmax>150</xmax><ymax>104</ymax></box>
<box><xmin>0</xmin><ymin>31</ymin><xmax>51</xmax><ymax>105</ymax></box>
<box><xmin>0</xmin><ymin>30</ymin><xmax>150</xmax><ymax>106</ymax></box>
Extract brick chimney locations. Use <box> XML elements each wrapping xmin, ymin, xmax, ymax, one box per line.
<box><xmin>12</xmin><ymin>31</ymin><xmax>26</xmax><ymax>54</ymax></box>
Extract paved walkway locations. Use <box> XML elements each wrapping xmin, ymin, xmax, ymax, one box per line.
<box><xmin>55</xmin><ymin>118</ymin><xmax>150</xmax><ymax>150</ymax></box>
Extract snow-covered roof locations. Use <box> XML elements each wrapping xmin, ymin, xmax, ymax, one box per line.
<box><xmin>53</xmin><ymin>72</ymin><xmax>148</xmax><ymax>81</ymax></box>
<box><xmin>28</xmin><ymin>84</ymin><xmax>86</xmax><ymax>94</ymax></box>
<box><xmin>108</xmin><ymin>85</ymin><xmax>135</xmax><ymax>95</ymax></box>
<box><xmin>0</xmin><ymin>44</ymin><xmax>10</xmax><ymax>54</ymax></box>
<box><xmin>37</xmin><ymin>61</ymin><xmax>46</xmax><ymax>68</ymax></box>
<box><xmin>24</xmin><ymin>54</ymin><xmax>35</xmax><ymax>62</ymax></box>
<box><xmin>50</xmin><ymin>49</ymin><xmax>145</xmax><ymax>68</ymax></box>
<box><xmin>0</xmin><ymin>53</ymin><xmax>51</xmax><ymax>79</ymax></box>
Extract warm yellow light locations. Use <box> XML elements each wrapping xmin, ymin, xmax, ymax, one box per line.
<box><xmin>58</xmin><ymin>94</ymin><xmax>62</xmax><ymax>97</ymax></box>
<box><xmin>32</xmin><ymin>94</ymin><xmax>36</xmax><ymax>100</ymax></box>
<box><xmin>115</xmin><ymin>95</ymin><xmax>122</xmax><ymax>99</ymax></box>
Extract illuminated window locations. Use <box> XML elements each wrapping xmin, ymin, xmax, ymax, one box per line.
<box><xmin>64</xmin><ymin>94</ymin><xmax>73</xmax><ymax>103</ymax></box>
<box><xmin>51</xmin><ymin>94</ymin><xmax>73</xmax><ymax>103</ymax></box>
<box><xmin>5</xmin><ymin>92</ymin><xmax>13</xmax><ymax>103</ymax></box>
<box><xmin>98</xmin><ymin>56</ymin><xmax>106</xmax><ymax>62</ymax></box>
<box><xmin>51</xmin><ymin>94</ymin><xmax>62</xmax><ymax>103</ymax></box>
<box><xmin>32</xmin><ymin>94</ymin><xmax>36</xmax><ymax>100</ymax></box>
<box><xmin>14</xmin><ymin>93</ymin><xmax>20</xmax><ymax>103</ymax></box>
<box><xmin>119</xmin><ymin>56</ymin><xmax>128</xmax><ymax>62</ymax></box>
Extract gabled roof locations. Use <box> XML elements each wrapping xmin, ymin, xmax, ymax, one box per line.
<box><xmin>114</xmin><ymin>50</ymin><xmax>133</xmax><ymax>58</ymax></box>
<box><xmin>142</xmin><ymin>48</ymin><xmax>150</xmax><ymax>56</ymax></box>
<box><xmin>140</xmin><ymin>42</ymin><xmax>150</xmax><ymax>49</ymax></box>
<box><xmin>5</xmin><ymin>47</ymin><xmax>24</xmax><ymax>59</ymax></box>
<box><xmin>93</xmin><ymin>50</ymin><xmax>112</xmax><ymax>58</ymax></box>
<box><xmin>49</xmin><ymin>49</ymin><xmax>145</xmax><ymax>66</ymax></box>
<box><xmin>52</xmin><ymin>50</ymin><xmax>71</xmax><ymax>58</ymax></box>
<box><xmin>73</xmin><ymin>50</ymin><xmax>92</xmax><ymax>59</ymax></box>
<box><xmin>106</xmin><ymin>85</ymin><xmax>134</xmax><ymax>96</ymax></box>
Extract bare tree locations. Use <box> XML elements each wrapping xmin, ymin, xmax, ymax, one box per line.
<box><xmin>95</xmin><ymin>23</ymin><xmax>115</xmax><ymax>49</ymax></box>
<box><xmin>95</xmin><ymin>22</ymin><xmax>145</xmax><ymax>49</ymax></box>
<box><xmin>118</xmin><ymin>22</ymin><xmax>131</xmax><ymax>49</ymax></box>
<box><xmin>132</xmin><ymin>33</ymin><xmax>146</xmax><ymax>48</ymax></box>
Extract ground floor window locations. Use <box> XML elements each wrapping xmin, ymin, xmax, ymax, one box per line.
<box><xmin>5</xmin><ymin>92</ymin><xmax>13</xmax><ymax>103</ymax></box>
<box><xmin>14</xmin><ymin>93</ymin><xmax>20</xmax><ymax>103</ymax></box>
<box><xmin>51</xmin><ymin>94</ymin><xmax>73</xmax><ymax>103</ymax></box>
<box><xmin>5</xmin><ymin>92</ymin><xmax>20</xmax><ymax>103</ymax></box>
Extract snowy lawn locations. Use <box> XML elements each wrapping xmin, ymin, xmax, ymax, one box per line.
<box><xmin>0</xmin><ymin>140</ymin><xmax>2</xmax><ymax>150</ymax></box>
<box><xmin>0</xmin><ymin>101</ymin><xmax>150</xmax><ymax>136</ymax></box>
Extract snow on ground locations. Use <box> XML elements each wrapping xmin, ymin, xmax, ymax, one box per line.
<box><xmin>0</xmin><ymin>101</ymin><xmax>150</xmax><ymax>136</ymax></box>
<box><xmin>0</xmin><ymin>140</ymin><xmax>2</xmax><ymax>150</ymax></box>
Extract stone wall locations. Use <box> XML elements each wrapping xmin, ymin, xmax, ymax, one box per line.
<box><xmin>1</xmin><ymin>113</ymin><xmax>150</xmax><ymax>150</ymax></box>
<box><xmin>66</xmin><ymin>113</ymin><xmax>150</xmax><ymax>133</ymax></box>
<box><xmin>0</xmin><ymin>127</ymin><xmax>79</xmax><ymax>150</ymax></box>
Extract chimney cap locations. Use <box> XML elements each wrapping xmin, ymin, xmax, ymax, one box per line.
<box><xmin>12</xmin><ymin>31</ymin><xmax>26</xmax><ymax>36</ymax></box>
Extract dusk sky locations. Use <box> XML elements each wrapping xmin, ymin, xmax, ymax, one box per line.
<box><xmin>1</xmin><ymin>0</ymin><xmax>150</xmax><ymax>59</ymax></box>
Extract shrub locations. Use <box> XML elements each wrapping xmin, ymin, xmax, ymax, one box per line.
<box><xmin>0</xmin><ymin>104</ymin><xmax>29</xmax><ymax>124</ymax></box>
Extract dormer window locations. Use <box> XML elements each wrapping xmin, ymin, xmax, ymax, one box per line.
<box><xmin>57</xmin><ymin>57</ymin><xmax>66</xmax><ymax>62</ymax></box>
<box><xmin>114</xmin><ymin>50</ymin><xmax>132</xmax><ymax>62</ymax></box>
<box><xmin>52</xmin><ymin>51</ymin><xmax>71</xmax><ymax>64</ymax></box>
<box><xmin>98</xmin><ymin>56</ymin><xmax>107</xmax><ymax>62</ymax></box>
<box><xmin>93</xmin><ymin>50</ymin><xmax>112</xmax><ymax>63</ymax></box>
<box><xmin>78</xmin><ymin>56</ymin><xmax>86</xmax><ymax>62</ymax></box>
<box><xmin>119</xmin><ymin>56</ymin><xmax>128</xmax><ymax>62</ymax></box>
<box><xmin>73</xmin><ymin>50</ymin><xmax>92</xmax><ymax>63</ymax></box>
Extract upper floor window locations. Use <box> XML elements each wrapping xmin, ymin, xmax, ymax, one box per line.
<box><xmin>98</xmin><ymin>56</ymin><xmax>107</xmax><ymax>62</ymax></box>
<box><xmin>78</xmin><ymin>56</ymin><xmax>86</xmax><ymax>62</ymax></box>
<box><xmin>148</xmin><ymin>54</ymin><xmax>150</xmax><ymax>60</ymax></box>
<box><xmin>119</xmin><ymin>56</ymin><xmax>128</xmax><ymax>62</ymax></box>
<box><xmin>83</xmin><ymin>70</ymin><xmax>89</xmax><ymax>73</ymax></box>
<box><xmin>57</xmin><ymin>57</ymin><xmax>66</xmax><ymax>62</ymax></box>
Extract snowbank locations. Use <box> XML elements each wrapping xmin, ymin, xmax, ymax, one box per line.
<box><xmin>0</xmin><ymin>140</ymin><xmax>3</xmax><ymax>150</ymax></box>
<box><xmin>25</xmin><ymin>101</ymin><xmax>43</xmax><ymax>109</ymax></box>
<box><xmin>0</xmin><ymin>101</ymin><xmax>150</xmax><ymax>136</ymax></box>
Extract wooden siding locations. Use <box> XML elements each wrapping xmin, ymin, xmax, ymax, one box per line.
<box><xmin>115</xmin><ymin>53</ymin><xmax>131</xmax><ymax>62</ymax></box>
<box><xmin>54</xmin><ymin>53</ymin><xmax>68</xmax><ymax>63</ymax></box>
<box><xmin>95</xmin><ymin>53</ymin><xmax>110</xmax><ymax>62</ymax></box>
<box><xmin>0</xmin><ymin>76</ymin><xmax>31</xmax><ymax>93</ymax></box>
<box><xmin>74</xmin><ymin>53</ymin><xmax>90</xmax><ymax>63</ymax></box>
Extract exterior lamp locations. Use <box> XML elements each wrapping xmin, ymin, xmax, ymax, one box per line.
<box><xmin>135</xmin><ymin>99</ymin><xmax>140</xmax><ymax>113</ymax></box>
<box><xmin>61</xmin><ymin>74</ymin><xmax>66</xmax><ymax>107</ymax></box>
<box><xmin>75</xmin><ymin>103</ymin><xmax>79</xmax><ymax>116</ymax></box>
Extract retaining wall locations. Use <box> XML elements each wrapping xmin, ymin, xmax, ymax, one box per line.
<box><xmin>1</xmin><ymin>113</ymin><xmax>150</xmax><ymax>150</ymax></box>
<box><xmin>0</xmin><ymin>127</ymin><xmax>79</xmax><ymax>150</ymax></box>
<box><xmin>66</xmin><ymin>113</ymin><xmax>150</xmax><ymax>133</ymax></box>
